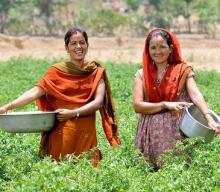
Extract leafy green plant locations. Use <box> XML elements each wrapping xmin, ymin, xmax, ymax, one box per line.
<box><xmin>0</xmin><ymin>58</ymin><xmax>220</xmax><ymax>191</ymax></box>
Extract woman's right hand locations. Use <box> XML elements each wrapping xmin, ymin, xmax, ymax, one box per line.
<box><xmin>163</xmin><ymin>101</ymin><xmax>193</xmax><ymax>111</ymax></box>
<box><xmin>0</xmin><ymin>106</ymin><xmax>8</xmax><ymax>114</ymax></box>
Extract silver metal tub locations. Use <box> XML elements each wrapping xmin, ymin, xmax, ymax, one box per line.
<box><xmin>180</xmin><ymin>105</ymin><xmax>220</xmax><ymax>142</ymax></box>
<box><xmin>0</xmin><ymin>111</ymin><xmax>57</xmax><ymax>133</ymax></box>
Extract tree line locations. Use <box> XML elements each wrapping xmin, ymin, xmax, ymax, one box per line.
<box><xmin>0</xmin><ymin>0</ymin><xmax>220</xmax><ymax>37</ymax></box>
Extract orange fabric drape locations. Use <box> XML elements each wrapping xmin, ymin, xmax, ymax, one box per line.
<box><xmin>143</xmin><ymin>28</ymin><xmax>193</xmax><ymax>102</ymax></box>
<box><xmin>36</xmin><ymin>61</ymin><xmax>120</xmax><ymax>157</ymax></box>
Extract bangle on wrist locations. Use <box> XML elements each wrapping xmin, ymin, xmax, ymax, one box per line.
<box><xmin>76</xmin><ymin>111</ymin><xmax>80</xmax><ymax>118</ymax></box>
<box><xmin>203</xmin><ymin>112</ymin><xmax>212</xmax><ymax>118</ymax></box>
<box><xmin>162</xmin><ymin>102</ymin><xmax>167</xmax><ymax>110</ymax></box>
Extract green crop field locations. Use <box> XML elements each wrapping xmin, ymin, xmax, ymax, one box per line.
<box><xmin>0</xmin><ymin>57</ymin><xmax>220</xmax><ymax>191</ymax></box>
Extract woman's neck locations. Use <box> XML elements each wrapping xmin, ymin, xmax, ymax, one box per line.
<box><xmin>155</xmin><ymin>62</ymin><xmax>169</xmax><ymax>84</ymax></box>
<box><xmin>155</xmin><ymin>62</ymin><xmax>169</xmax><ymax>72</ymax></box>
<box><xmin>70</xmin><ymin>59</ymin><xmax>84</xmax><ymax>68</ymax></box>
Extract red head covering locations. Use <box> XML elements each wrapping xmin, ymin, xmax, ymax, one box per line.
<box><xmin>143</xmin><ymin>28</ymin><xmax>192</xmax><ymax>102</ymax></box>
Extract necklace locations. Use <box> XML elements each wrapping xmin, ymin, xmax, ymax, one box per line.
<box><xmin>157</xmin><ymin>63</ymin><xmax>169</xmax><ymax>84</ymax></box>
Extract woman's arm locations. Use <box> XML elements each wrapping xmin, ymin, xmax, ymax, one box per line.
<box><xmin>133</xmin><ymin>77</ymin><xmax>164</xmax><ymax>114</ymax></box>
<box><xmin>56</xmin><ymin>79</ymin><xmax>105</xmax><ymax>121</ymax></box>
<box><xmin>186</xmin><ymin>76</ymin><xmax>220</xmax><ymax>133</ymax></box>
<box><xmin>133</xmin><ymin>76</ymin><xmax>192</xmax><ymax>115</ymax></box>
<box><xmin>0</xmin><ymin>86</ymin><xmax>45</xmax><ymax>113</ymax></box>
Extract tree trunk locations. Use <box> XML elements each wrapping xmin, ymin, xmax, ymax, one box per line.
<box><xmin>186</xmin><ymin>2</ymin><xmax>191</xmax><ymax>33</ymax></box>
<box><xmin>0</xmin><ymin>12</ymin><xmax>7</xmax><ymax>33</ymax></box>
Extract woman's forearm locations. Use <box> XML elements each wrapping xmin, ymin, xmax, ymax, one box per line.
<box><xmin>190</xmin><ymin>92</ymin><xmax>214</xmax><ymax>123</ymax></box>
<box><xmin>190</xmin><ymin>92</ymin><xmax>209</xmax><ymax>113</ymax></box>
<box><xmin>134</xmin><ymin>100</ymin><xmax>192</xmax><ymax>115</ymax></box>
<box><xmin>133</xmin><ymin>77</ymin><xmax>166</xmax><ymax>115</ymax></box>
<box><xmin>134</xmin><ymin>101</ymin><xmax>164</xmax><ymax>115</ymax></box>
<box><xmin>72</xmin><ymin>99</ymin><xmax>103</xmax><ymax>117</ymax></box>
<box><xmin>5</xmin><ymin>86</ymin><xmax>45</xmax><ymax>110</ymax></box>
<box><xmin>72</xmin><ymin>80</ymin><xmax>105</xmax><ymax>117</ymax></box>
<box><xmin>186</xmin><ymin>77</ymin><xmax>212</xmax><ymax>123</ymax></box>
<box><xmin>186</xmin><ymin>77</ymin><xmax>210</xmax><ymax>114</ymax></box>
<box><xmin>56</xmin><ymin>79</ymin><xmax>105</xmax><ymax>121</ymax></box>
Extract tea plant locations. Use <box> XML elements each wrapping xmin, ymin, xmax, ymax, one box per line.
<box><xmin>0</xmin><ymin>58</ymin><xmax>219</xmax><ymax>191</ymax></box>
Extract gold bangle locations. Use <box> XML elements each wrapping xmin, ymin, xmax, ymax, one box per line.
<box><xmin>76</xmin><ymin>111</ymin><xmax>80</xmax><ymax>118</ymax></box>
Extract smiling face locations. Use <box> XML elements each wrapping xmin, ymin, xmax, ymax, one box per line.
<box><xmin>148</xmin><ymin>35</ymin><xmax>171</xmax><ymax>66</ymax></box>
<box><xmin>65</xmin><ymin>31</ymin><xmax>88</xmax><ymax>62</ymax></box>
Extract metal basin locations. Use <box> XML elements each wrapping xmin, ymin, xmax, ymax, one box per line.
<box><xmin>180</xmin><ymin>105</ymin><xmax>220</xmax><ymax>142</ymax></box>
<box><xmin>0</xmin><ymin>111</ymin><xmax>57</xmax><ymax>133</ymax></box>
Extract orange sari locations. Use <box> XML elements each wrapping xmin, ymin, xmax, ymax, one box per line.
<box><xmin>35</xmin><ymin>61</ymin><xmax>120</xmax><ymax>162</ymax></box>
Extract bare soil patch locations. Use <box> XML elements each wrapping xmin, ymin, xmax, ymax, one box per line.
<box><xmin>0</xmin><ymin>33</ymin><xmax>220</xmax><ymax>71</ymax></box>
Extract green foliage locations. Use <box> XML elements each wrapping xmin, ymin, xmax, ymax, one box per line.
<box><xmin>127</xmin><ymin>12</ymin><xmax>148</xmax><ymax>36</ymax></box>
<box><xmin>148</xmin><ymin>0</ymin><xmax>195</xmax><ymax>31</ymax></box>
<box><xmin>192</xmin><ymin>0</ymin><xmax>219</xmax><ymax>22</ymax></box>
<box><xmin>149</xmin><ymin>0</ymin><xmax>162</xmax><ymax>10</ymax></box>
<box><xmin>0</xmin><ymin>0</ymin><xmax>12</xmax><ymax>12</ymax></box>
<box><xmin>148</xmin><ymin>11</ymin><xmax>171</xmax><ymax>29</ymax></box>
<box><xmin>74</xmin><ymin>8</ymin><xmax>129</xmax><ymax>36</ymax></box>
<box><xmin>192</xmin><ymin>0</ymin><xmax>219</xmax><ymax>35</ymax></box>
<box><xmin>89</xmin><ymin>9</ymin><xmax>128</xmax><ymax>36</ymax></box>
<box><xmin>195</xmin><ymin>70</ymin><xmax>220</xmax><ymax>113</ymax></box>
<box><xmin>0</xmin><ymin>0</ymin><xmax>220</xmax><ymax>36</ymax></box>
<box><xmin>0</xmin><ymin>58</ymin><xmax>220</xmax><ymax>191</ymax></box>
<box><xmin>123</xmin><ymin>0</ymin><xmax>142</xmax><ymax>11</ymax></box>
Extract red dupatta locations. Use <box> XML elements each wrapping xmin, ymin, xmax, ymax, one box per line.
<box><xmin>143</xmin><ymin>28</ymin><xmax>192</xmax><ymax>102</ymax></box>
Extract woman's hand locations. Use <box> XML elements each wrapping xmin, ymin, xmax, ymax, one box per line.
<box><xmin>0</xmin><ymin>106</ymin><xmax>8</xmax><ymax>114</ymax></box>
<box><xmin>163</xmin><ymin>101</ymin><xmax>193</xmax><ymax>111</ymax></box>
<box><xmin>208</xmin><ymin>120</ymin><xmax>220</xmax><ymax>134</ymax></box>
<box><xmin>56</xmin><ymin>109</ymin><xmax>74</xmax><ymax>121</ymax></box>
<box><xmin>0</xmin><ymin>103</ymin><xmax>12</xmax><ymax>114</ymax></box>
<box><xmin>205</xmin><ymin>114</ymin><xmax>220</xmax><ymax>134</ymax></box>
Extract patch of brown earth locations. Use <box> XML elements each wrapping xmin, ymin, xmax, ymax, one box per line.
<box><xmin>0</xmin><ymin>33</ymin><xmax>219</xmax><ymax>71</ymax></box>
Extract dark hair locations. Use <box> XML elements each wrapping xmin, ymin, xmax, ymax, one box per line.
<box><xmin>64</xmin><ymin>27</ymin><xmax>88</xmax><ymax>46</ymax></box>
<box><xmin>147</xmin><ymin>30</ymin><xmax>172</xmax><ymax>48</ymax></box>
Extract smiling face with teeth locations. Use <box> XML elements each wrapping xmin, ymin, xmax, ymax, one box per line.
<box><xmin>65</xmin><ymin>31</ymin><xmax>88</xmax><ymax>64</ymax></box>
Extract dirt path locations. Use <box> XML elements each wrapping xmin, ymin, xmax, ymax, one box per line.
<box><xmin>0</xmin><ymin>33</ymin><xmax>220</xmax><ymax>71</ymax></box>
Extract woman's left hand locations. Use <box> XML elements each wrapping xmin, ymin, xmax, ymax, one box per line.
<box><xmin>208</xmin><ymin>120</ymin><xmax>220</xmax><ymax>134</ymax></box>
<box><xmin>56</xmin><ymin>109</ymin><xmax>74</xmax><ymax>121</ymax></box>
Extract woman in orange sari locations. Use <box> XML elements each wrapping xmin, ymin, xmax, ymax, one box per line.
<box><xmin>133</xmin><ymin>28</ymin><xmax>220</xmax><ymax>169</ymax></box>
<box><xmin>0</xmin><ymin>28</ymin><xmax>120</xmax><ymax>165</ymax></box>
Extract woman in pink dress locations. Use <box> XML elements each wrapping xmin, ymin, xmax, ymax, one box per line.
<box><xmin>133</xmin><ymin>28</ymin><xmax>220</xmax><ymax>169</ymax></box>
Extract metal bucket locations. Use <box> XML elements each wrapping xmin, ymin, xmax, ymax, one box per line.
<box><xmin>179</xmin><ymin>105</ymin><xmax>220</xmax><ymax>142</ymax></box>
<box><xmin>0</xmin><ymin>111</ymin><xmax>57</xmax><ymax>133</ymax></box>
